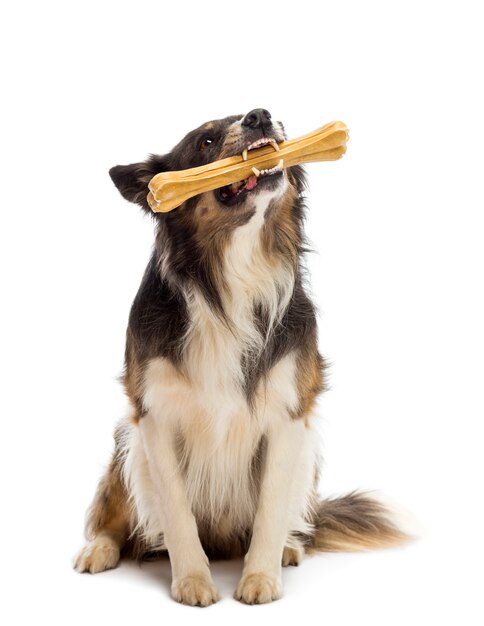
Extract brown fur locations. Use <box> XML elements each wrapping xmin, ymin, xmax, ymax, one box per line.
<box><xmin>261</xmin><ymin>180</ymin><xmax>301</xmax><ymax>266</ymax></box>
<box><xmin>85</xmin><ymin>426</ymin><xmax>131</xmax><ymax>548</ymax></box>
<box><xmin>292</xmin><ymin>339</ymin><xmax>325</xmax><ymax>420</ymax></box>
<box><xmin>306</xmin><ymin>492</ymin><xmax>408</xmax><ymax>553</ymax></box>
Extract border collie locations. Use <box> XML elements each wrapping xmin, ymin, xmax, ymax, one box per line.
<box><xmin>74</xmin><ymin>109</ymin><xmax>405</xmax><ymax>605</ymax></box>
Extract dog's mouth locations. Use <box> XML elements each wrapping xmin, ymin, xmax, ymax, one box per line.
<box><xmin>216</xmin><ymin>137</ymin><xmax>284</xmax><ymax>207</ymax></box>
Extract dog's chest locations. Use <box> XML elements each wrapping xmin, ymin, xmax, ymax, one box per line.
<box><xmin>143</xmin><ymin>328</ymin><xmax>299</xmax><ymax>439</ymax></box>
<box><xmin>142</xmin><ymin>346</ymin><xmax>299</xmax><ymax>524</ymax></box>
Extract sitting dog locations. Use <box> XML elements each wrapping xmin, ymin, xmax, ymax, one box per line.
<box><xmin>74</xmin><ymin>109</ymin><xmax>405</xmax><ymax>605</ymax></box>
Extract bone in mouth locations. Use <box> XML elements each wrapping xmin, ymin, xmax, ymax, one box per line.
<box><xmin>147</xmin><ymin>121</ymin><xmax>348</xmax><ymax>213</ymax></box>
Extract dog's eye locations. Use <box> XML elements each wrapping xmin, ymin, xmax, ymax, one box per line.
<box><xmin>199</xmin><ymin>136</ymin><xmax>214</xmax><ymax>151</ymax></box>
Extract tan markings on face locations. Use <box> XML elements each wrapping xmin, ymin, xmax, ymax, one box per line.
<box><xmin>218</xmin><ymin>120</ymin><xmax>243</xmax><ymax>158</ymax></box>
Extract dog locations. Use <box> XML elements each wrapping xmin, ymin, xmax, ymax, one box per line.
<box><xmin>74</xmin><ymin>109</ymin><xmax>406</xmax><ymax>605</ymax></box>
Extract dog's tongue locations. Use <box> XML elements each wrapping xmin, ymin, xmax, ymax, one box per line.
<box><xmin>245</xmin><ymin>175</ymin><xmax>258</xmax><ymax>191</ymax></box>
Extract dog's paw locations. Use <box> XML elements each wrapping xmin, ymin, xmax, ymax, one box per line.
<box><xmin>282</xmin><ymin>545</ymin><xmax>303</xmax><ymax>567</ymax></box>
<box><xmin>171</xmin><ymin>574</ymin><xmax>219</xmax><ymax>607</ymax></box>
<box><xmin>235</xmin><ymin>572</ymin><xmax>282</xmax><ymax>604</ymax></box>
<box><xmin>74</xmin><ymin>536</ymin><xmax>120</xmax><ymax>574</ymax></box>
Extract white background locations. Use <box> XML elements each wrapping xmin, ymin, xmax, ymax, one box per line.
<box><xmin>1</xmin><ymin>1</ymin><xmax>483</xmax><ymax>624</ymax></box>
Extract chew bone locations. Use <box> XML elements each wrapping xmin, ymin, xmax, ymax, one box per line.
<box><xmin>147</xmin><ymin>121</ymin><xmax>348</xmax><ymax>213</ymax></box>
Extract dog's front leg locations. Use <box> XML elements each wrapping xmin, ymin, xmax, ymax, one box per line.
<box><xmin>139</xmin><ymin>415</ymin><xmax>218</xmax><ymax>606</ymax></box>
<box><xmin>235</xmin><ymin>417</ymin><xmax>313</xmax><ymax>604</ymax></box>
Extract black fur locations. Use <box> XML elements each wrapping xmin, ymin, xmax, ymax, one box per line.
<box><xmin>126</xmin><ymin>254</ymin><xmax>189</xmax><ymax>364</ymax></box>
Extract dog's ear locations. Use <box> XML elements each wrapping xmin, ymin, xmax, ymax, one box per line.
<box><xmin>109</xmin><ymin>154</ymin><xmax>171</xmax><ymax>212</ymax></box>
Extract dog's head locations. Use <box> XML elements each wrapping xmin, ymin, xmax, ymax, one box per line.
<box><xmin>110</xmin><ymin>111</ymin><xmax>307</xmax><ymax>292</ymax></box>
<box><xmin>110</xmin><ymin>109</ymin><xmax>306</xmax><ymax>219</ymax></box>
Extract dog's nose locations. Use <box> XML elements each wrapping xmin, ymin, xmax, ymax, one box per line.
<box><xmin>241</xmin><ymin>108</ymin><xmax>272</xmax><ymax>131</ymax></box>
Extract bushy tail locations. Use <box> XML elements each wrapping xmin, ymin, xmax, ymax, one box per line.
<box><xmin>307</xmin><ymin>491</ymin><xmax>411</xmax><ymax>553</ymax></box>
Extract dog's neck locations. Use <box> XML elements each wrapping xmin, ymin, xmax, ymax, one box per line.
<box><xmin>177</xmin><ymin>201</ymin><xmax>295</xmax><ymax>412</ymax></box>
<box><xmin>157</xmin><ymin>189</ymin><xmax>299</xmax><ymax>327</ymax></box>
<box><xmin>220</xmin><ymin>193</ymin><xmax>295</xmax><ymax>330</ymax></box>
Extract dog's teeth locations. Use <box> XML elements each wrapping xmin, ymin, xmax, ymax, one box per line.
<box><xmin>278</xmin><ymin>159</ymin><xmax>284</xmax><ymax>169</ymax></box>
<box><xmin>242</xmin><ymin>149</ymin><xmax>248</xmax><ymax>161</ymax></box>
<box><xmin>252</xmin><ymin>167</ymin><xmax>260</xmax><ymax>177</ymax></box>
<box><xmin>270</xmin><ymin>140</ymin><xmax>280</xmax><ymax>152</ymax></box>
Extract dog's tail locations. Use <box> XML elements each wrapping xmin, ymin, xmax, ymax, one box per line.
<box><xmin>306</xmin><ymin>491</ymin><xmax>412</xmax><ymax>553</ymax></box>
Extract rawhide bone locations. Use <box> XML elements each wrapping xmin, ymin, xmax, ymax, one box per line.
<box><xmin>147</xmin><ymin>120</ymin><xmax>348</xmax><ymax>213</ymax></box>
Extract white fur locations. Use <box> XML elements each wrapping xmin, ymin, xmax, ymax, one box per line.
<box><xmin>138</xmin><ymin>413</ymin><xmax>213</xmax><ymax>586</ymax></box>
<box><xmin>223</xmin><ymin>187</ymin><xmax>292</xmax><ymax>337</ymax></box>
<box><xmin>236</xmin><ymin>417</ymin><xmax>316</xmax><ymax>602</ymax></box>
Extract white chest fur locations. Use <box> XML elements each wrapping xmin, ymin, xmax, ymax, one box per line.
<box><xmin>140</xmin><ymin>346</ymin><xmax>299</xmax><ymax>524</ymax></box>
